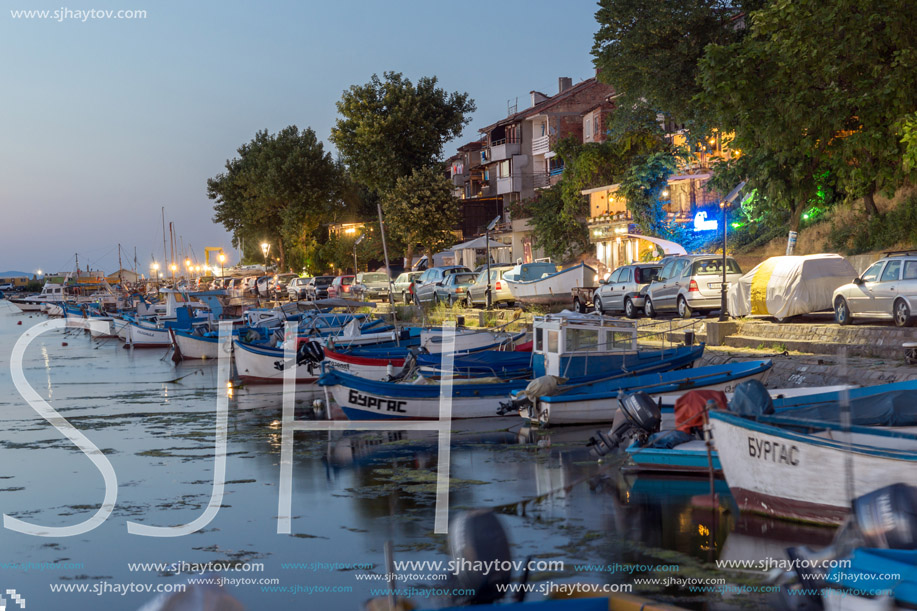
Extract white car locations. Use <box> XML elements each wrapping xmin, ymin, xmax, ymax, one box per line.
<box><xmin>833</xmin><ymin>254</ymin><xmax>917</xmax><ymax>327</ymax></box>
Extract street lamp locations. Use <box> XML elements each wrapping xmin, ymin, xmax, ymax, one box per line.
<box><xmin>353</xmin><ymin>234</ymin><xmax>364</xmax><ymax>276</ymax></box>
<box><xmin>170</xmin><ymin>263</ymin><xmax>177</xmax><ymax>282</ymax></box>
<box><xmin>718</xmin><ymin>180</ymin><xmax>747</xmax><ymax>321</ymax></box>
<box><xmin>218</xmin><ymin>252</ymin><xmax>226</xmax><ymax>280</ymax></box>
<box><xmin>485</xmin><ymin>215</ymin><xmax>501</xmax><ymax>309</ymax></box>
<box><xmin>260</xmin><ymin>242</ymin><xmax>271</xmax><ymax>269</ymax></box>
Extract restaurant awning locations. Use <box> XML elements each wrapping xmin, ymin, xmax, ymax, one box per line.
<box><xmin>451</xmin><ymin>236</ymin><xmax>510</xmax><ymax>250</ymax></box>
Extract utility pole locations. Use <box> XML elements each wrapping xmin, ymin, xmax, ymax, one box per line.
<box><xmin>377</xmin><ymin>203</ymin><xmax>395</xmax><ymax>306</ymax></box>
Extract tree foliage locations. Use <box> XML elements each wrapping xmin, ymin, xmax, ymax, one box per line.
<box><xmin>592</xmin><ymin>0</ymin><xmax>759</xmax><ymax>130</ymax></box>
<box><xmin>330</xmin><ymin>72</ymin><xmax>475</xmax><ymax>194</ymax></box>
<box><xmin>699</xmin><ymin>0</ymin><xmax>917</xmax><ymax>225</ymax></box>
<box><xmin>208</xmin><ymin>126</ymin><xmax>341</xmax><ymax>270</ymax></box>
<box><xmin>381</xmin><ymin>167</ymin><xmax>459</xmax><ymax>265</ymax></box>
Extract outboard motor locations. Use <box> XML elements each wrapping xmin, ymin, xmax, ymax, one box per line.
<box><xmin>780</xmin><ymin>484</ymin><xmax>917</xmax><ymax>607</ymax></box>
<box><xmin>448</xmin><ymin>510</ymin><xmax>513</xmax><ymax>606</ymax></box>
<box><xmin>587</xmin><ymin>392</ymin><xmax>662</xmax><ymax>457</ymax></box>
<box><xmin>296</xmin><ymin>340</ymin><xmax>325</xmax><ymax>366</ymax></box>
<box><xmin>387</xmin><ymin>348</ymin><xmax>421</xmax><ymax>382</ymax></box>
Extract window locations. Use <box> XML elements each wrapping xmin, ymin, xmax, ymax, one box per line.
<box><xmin>618</xmin><ymin>268</ymin><xmax>633</xmax><ymax>283</ymax></box>
<box><xmin>497</xmin><ymin>160</ymin><xmax>511</xmax><ymax>178</ymax></box>
<box><xmin>635</xmin><ymin>266</ymin><xmax>659</xmax><ymax>284</ymax></box>
<box><xmin>593</xmin><ymin>115</ymin><xmax>600</xmax><ymax>137</ymax></box>
<box><xmin>566</xmin><ymin>328</ymin><xmax>598</xmax><ymax>352</ymax></box>
<box><xmin>546</xmin><ymin>330</ymin><xmax>558</xmax><ymax>353</ymax></box>
<box><xmin>903</xmin><ymin>261</ymin><xmax>917</xmax><ymax>280</ymax></box>
<box><xmin>607</xmin><ymin>268</ymin><xmax>622</xmax><ymax>284</ymax></box>
<box><xmin>861</xmin><ymin>261</ymin><xmax>884</xmax><ymax>283</ymax></box>
<box><xmin>880</xmin><ymin>260</ymin><xmax>902</xmax><ymax>282</ymax></box>
<box><xmin>534</xmin><ymin>327</ymin><xmax>543</xmax><ymax>351</ymax></box>
<box><xmin>692</xmin><ymin>258</ymin><xmax>742</xmax><ymax>276</ymax></box>
<box><xmin>657</xmin><ymin>261</ymin><xmax>673</xmax><ymax>282</ymax></box>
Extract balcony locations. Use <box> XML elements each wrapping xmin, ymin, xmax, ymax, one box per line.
<box><xmin>496</xmin><ymin>175</ymin><xmax>522</xmax><ymax>195</ymax></box>
<box><xmin>532</xmin><ymin>135</ymin><xmax>550</xmax><ymax>156</ymax></box>
<box><xmin>452</xmin><ymin>173</ymin><xmax>466</xmax><ymax>187</ymax></box>
<box><xmin>533</xmin><ymin>172</ymin><xmax>551</xmax><ymax>190</ymax></box>
<box><xmin>490</xmin><ymin>137</ymin><xmax>521</xmax><ymax>162</ymax></box>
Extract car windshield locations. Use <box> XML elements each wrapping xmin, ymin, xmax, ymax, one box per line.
<box><xmin>692</xmin><ymin>259</ymin><xmax>741</xmax><ymax>275</ymax></box>
<box><xmin>341</xmin><ymin>277</ymin><xmax>354</xmax><ymax>285</ymax></box>
<box><xmin>362</xmin><ymin>273</ymin><xmax>387</xmax><ymax>283</ymax></box>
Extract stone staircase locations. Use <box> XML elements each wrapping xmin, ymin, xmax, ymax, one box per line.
<box><xmin>723</xmin><ymin>319</ymin><xmax>917</xmax><ymax>359</ymax></box>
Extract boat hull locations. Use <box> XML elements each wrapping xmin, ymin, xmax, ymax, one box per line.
<box><xmin>320</xmin><ymin>370</ymin><xmax>528</xmax><ymax>420</ymax></box>
<box><xmin>710</xmin><ymin>411</ymin><xmax>917</xmax><ymax>525</ymax></box>
<box><xmin>506</xmin><ymin>263</ymin><xmax>596</xmax><ymax>305</ymax></box>
<box><xmin>127</xmin><ymin>322</ymin><xmax>172</xmax><ymax>347</ymax></box>
<box><xmin>172</xmin><ymin>330</ymin><xmax>225</xmax><ymax>360</ymax></box>
<box><xmin>232</xmin><ymin>340</ymin><xmax>319</xmax><ymax>384</ymax></box>
<box><xmin>321</xmin><ymin>349</ymin><xmax>405</xmax><ymax>381</ymax></box>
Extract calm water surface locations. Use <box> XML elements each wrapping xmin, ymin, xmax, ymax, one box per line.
<box><xmin>0</xmin><ymin>303</ymin><xmax>833</xmax><ymax>610</ymax></box>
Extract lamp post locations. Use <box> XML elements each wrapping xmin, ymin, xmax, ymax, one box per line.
<box><xmin>485</xmin><ymin>215</ymin><xmax>502</xmax><ymax>310</ymax></box>
<box><xmin>170</xmin><ymin>263</ymin><xmax>177</xmax><ymax>283</ymax></box>
<box><xmin>260</xmin><ymin>242</ymin><xmax>271</xmax><ymax>270</ymax></box>
<box><xmin>151</xmin><ymin>262</ymin><xmax>159</xmax><ymax>287</ymax></box>
<box><xmin>718</xmin><ymin>180</ymin><xmax>747</xmax><ymax>321</ymax></box>
<box><xmin>218</xmin><ymin>253</ymin><xmax>225</xmax><ymax>281</ymax></box>
<box><xmin>353</xmin><ymin>234</ymin><xmax>364</xmax><ymax>276</ymax></box>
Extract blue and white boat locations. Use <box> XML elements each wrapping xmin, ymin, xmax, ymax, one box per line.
<box><xmin>519</xmin><ymin>359</ymin><xmax>773</xmax><ymax>426</ymax></box>
<box><xmin>503</xmin><ymin>261</ymin><xmax>596</xmax><ymax>306</ymax></box>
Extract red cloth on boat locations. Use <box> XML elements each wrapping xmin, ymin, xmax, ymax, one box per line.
<box><xmin>674</xmin><ymin>390</ymin><xmax>728</xmax><ymax>433</ymax></box>
<box><xmin>513</xmin><ymin>340</ymin><xmax>533</xmax><ymax>352</ymax></box>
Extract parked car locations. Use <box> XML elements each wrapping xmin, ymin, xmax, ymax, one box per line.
<box><xmin>352</xmin><ymin>272</ymin><xmax>391</xmax><ymax>301</ymax></box>
<box><xmin>224</xmin><ymin>277</ymin><xmax>244</xmax><ymax>299</ymax></box>
<box><xmin>393</xmin><ymin>271</ymin><xmax>423</xmax><ymax>304</ymax></box>
<box><xmin>327</xmin><ymin>275</ymin><xmax>355</xmax><ymax>299</ymax></box>
<box><xmin>413</xmin><ymin>266</ymin><xmax>472</xmax><ymax>305</ymax></box>
<box><xmin>304</xmin><ymin>275</ymin><xmax>336</xmax><ymax>300</ymax></box>
<box><xmin>240</xmin><ymin>275</ymin><xmax>258</xmax><ymax>296</ymax></box>
<box><xmin>287</xmin><ymin>277</ymin><xmax>312</xmax><ymax>300</ymax></box>
<box><xmin>833</xmin><ymin>253</ymin><xmax>917</xmax><ymax>327</ymax></box>
<box><xmin>467</xmin><ymin>264</ymin><xmax>515</xmax><ymax>307</ymax></box>
<box><xmin>593</xmin><ymin>263</ymin><xmax>662</xmax><ymax>318</ymax></box>
<box><xmin>270</xmin><ymin>273</ymin><xmax>298</xmax><ymax>300</ymax></box>
<box><xmin>440</xmin><ymin>272</ymin><xmax>478</xmax><ymax>306</ymax></box>
<box><xmin>644</xmin><ymin>255</ymin><xmax>743</xmax><ymax>318</ymax></box>
<box><xmin>254</xmin><ymin>275</ymin><xmax>274</xmax><ymax>298</ymax></box>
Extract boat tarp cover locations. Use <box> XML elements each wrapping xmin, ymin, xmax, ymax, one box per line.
<box><xmin>727</xmin><ymin>254</ymin><xmax>857</xmax><ymax>320</ymax></box>
<box><xmin>777</xmin><ymin>390</ymin><xmax>917</xmax><ymax>426</ymax></box>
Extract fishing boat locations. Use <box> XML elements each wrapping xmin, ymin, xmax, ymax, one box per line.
<box><xmin>419</xmin><ymin>327</ymin><xmax>525</xmax><ymax>353</ymax></box>
<box><xmin>518</xmin><ymin>359</ymin><xmax>773</xmax><ymax>426</ymax></box>
<box><xmin>503</xmin><ymin>261</ymin><xmax>596</xmax><ymax>306</ymax></box>
<box><xmin>623</xmin><ymin>383</ymin><xmax>881</xmax><ymax>475</ymax></box>
<box><xmin>530</xmin><ymin>314</ymin><xmax>702</xmax><ymax>380</ymax></box>
<box><xmin>710</xmin><ymin>386</ymin><xmax>917</xmax><ymax>524</ymax></box>
<box><xmin>320</xmin><ymin>347</ymin><xmax>406</xmax><ymax>380</ymax></box>
<box><xmin>319</xmin><ymin>369</ymin><xmax>529</xmax><ymax>420</ymax></box>
<box><xmin>232</xmin><ymin>337</ymin><xmax>325</xmax><ymax>384</ymax></box>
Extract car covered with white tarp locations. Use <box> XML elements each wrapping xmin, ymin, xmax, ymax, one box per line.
<box><xmin>727</xmin><ymin>254</ymin><xmax>857</xmax><ymax>320</ymax></box>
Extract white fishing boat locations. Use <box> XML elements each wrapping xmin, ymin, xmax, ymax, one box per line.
<box><xmin>170</xmin><ymin>328</ymin><xmax>228</xmax><ymax>359</ymax></box>
<box><xmin>8</xmin><ymin>282</ymin><xmax>66</xmax><ymax>312</ymax></box>
<box><xmin>710</xmin><ymin>398</ymin><xmax>917</xmax><ymax>525</ymax></box>
<box><xmin>503</xmin><ymin>261</ymin><xmax>596</xmax><ymax>306</ymax></box>
<box><xmin>519</xmin><ymin>360</ymin><xmax>773</xmax><ymax>426</ymax></box>
<box><xmin>232</xmin><ymin>339</ymin><xmax>321</xmax><ymax>384</ymax></box>
<box><xmin>419</xmin><ymin>328</ymin><xmax>525</xmax><ymax>353</ymax></box>
<box><xmin>321</xmin><ymin>348</ymin><xmax>406</xmax><ymax>381</ymax></box>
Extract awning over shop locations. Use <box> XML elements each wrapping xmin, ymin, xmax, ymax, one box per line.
<box><xmin>624</xmin><ymin>234</ymin><xmax>687</xmax><ymax>255</ymax></box>
<box><xmin>451</xmin><ymin>236</ymin><xmax>509</xmax><ymax>250</ymax></box>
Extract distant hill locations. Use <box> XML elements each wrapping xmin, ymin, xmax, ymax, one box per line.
<box><xmin>0</xmin><ymin>271</ymin><xmax>30</xmax><ymax>278</ymax></box>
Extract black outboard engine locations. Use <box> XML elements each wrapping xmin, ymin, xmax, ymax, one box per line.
<box><xmin>780</xmin><ymin>484</ymin><xmax>917</xmax><ymax>608</ymax></box>
<box><xmin>448</xmin><ymin>510</ymin><xmax>513</xmax><ymax>606</ymax></box>
<box><xmin>296</xmin><ymin>340</ymin><xmax>324</xmax><ymax>366</ymax></box>
<box><xmin>587</xmin><ymin>392</ymin><xmax>662</xmax><ymax>458</ymax></box>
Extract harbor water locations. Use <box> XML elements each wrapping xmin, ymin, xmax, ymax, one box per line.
<box><xmin>0</xmin><ymin>304</ymin><xmax>834</xmax><ymax>609</ymax></box>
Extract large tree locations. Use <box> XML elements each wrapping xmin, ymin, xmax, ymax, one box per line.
<box><xmin>699</xmin><ymin>0</ymin><xmax>917</xmax><ymax>224</ymax></box>
<box><xmin>208</xmin><ymin>126</ymin><xmax>340</xmax><ymax>270</ymax></box>
<box><xmin>330</xmin><ymin>72</ymin><xmax>475</xmax><ymax>193</ymax></box>
<box><xmin>592</xmin><ymin>0</ymin><xmax>760</xmax><ymax>131</ymax></box>
<box><xmin>381</xmin><ymin>167</ymin><xmax>459</xmax><ymax>265</ymax></box>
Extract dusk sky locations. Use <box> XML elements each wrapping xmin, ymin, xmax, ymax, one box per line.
<box><xmin>0</xmin><ymin>0</ymin><xmax>598</xmax><ymax>275</ymax></box>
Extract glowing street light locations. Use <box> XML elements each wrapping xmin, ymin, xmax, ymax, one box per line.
<box><xmin>218</xmin><ymin>252</ymin><xmax>226</xmax><ymax>279</ymax></box>
<box><xmin>260</xmin><ymin>242</ymin><xmax>271</xmax><ymax>269</ymax></box>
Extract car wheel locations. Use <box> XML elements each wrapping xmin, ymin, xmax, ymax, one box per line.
<box><xmin>624</xmin><ymin>298</ymin><xmax>636</xmax><ymax>319</ymax></box>
<box><xmin>894</xmin><ymin>299</ymin><xmax>913</xmax><ymax>327</ymax></box>
<box><xmin>677</xmin><ymin>296</ymin><xmax>693</xmax><ymax>319</ymax></box>
<box><xmin>644</xmin><ymin>297</ymin><xmax>657</xmax><ymax>318</ymax></box>
<box><xmin>593</xmin><ymin>296</ymin><xmax>603</xmax><ymax>315</ymax></box>
<box><xmin>834</xmin><ymin>296</ymin><xmax>852</xmax><ymax>326</ymax></box>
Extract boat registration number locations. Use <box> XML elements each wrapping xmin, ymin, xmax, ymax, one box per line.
<box><xmin>348</xmin><ymin>390</ymin><xmax>407</xmax><ymax>413</ymax></box>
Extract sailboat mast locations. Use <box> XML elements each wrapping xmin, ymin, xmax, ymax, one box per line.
<box><xmin>118</xmin><ymin>244</ymin><xmax>124</xmax><ymax>285</ymax></box>
<box><xmin>161</xmin><ymin>207</ymin><xmax>168</xmax><ymax>271</ymax></box>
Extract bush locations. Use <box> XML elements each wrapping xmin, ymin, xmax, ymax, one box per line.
<box><xmin>827</xmin><ymin>194</ymin><xmax>917</xmax><ymax>254</ymax></box>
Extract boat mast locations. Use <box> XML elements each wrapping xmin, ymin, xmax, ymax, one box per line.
<box><xmin>161</xmin><ymin>207</ymin><xmax>168</xmax><ymax>273</ymax></box>
<box><xmin>118</xmin><ymin>244</ymin><xmax>124</xmax><ymax>286</ymax></box>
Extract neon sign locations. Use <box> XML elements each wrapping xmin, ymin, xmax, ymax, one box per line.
<box><xmin>693</xmin><ymin>210</ymin><xmax>718</xmax><ymax>232</ymax></box>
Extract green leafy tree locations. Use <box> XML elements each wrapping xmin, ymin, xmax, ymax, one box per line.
<box><xmin>381</xmin><ymin>167</ymin><xmax>459</xmax><ymax>265</ymax></box>
<box><xmin>208</xmin><ymin>126</ymin><xmax>341</xmax><ymax>270</ymax></box>
<box><xmin>592</xmin><ymin>0</ymin><xmax>760</xmax><ymax>131</ymax></box>
<box><xmin>699</xmin><ymin>0</ymin><xmax>917</xmax><ymax>225</ymax></box>
<box><xmin>330</xmin><ymin>72</ymin><xmax>475</xmax><ymax>194</ymax></box>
